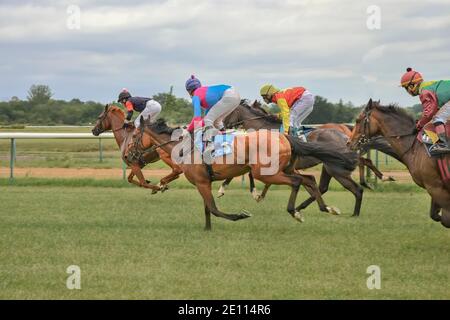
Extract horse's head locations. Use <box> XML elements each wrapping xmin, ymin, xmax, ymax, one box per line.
<box><xmin>348</xmin><ymin>99</ymin><xmax>382</xmax><ymax>150</ymax></box>
<box><xmin>92</xmin><ymin>104</ymin><xmax>125</xmax><ymax>136</ymax></box>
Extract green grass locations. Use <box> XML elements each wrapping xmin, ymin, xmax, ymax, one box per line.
<box><xmin>0</xmin><ymin>177</ymin><xmax>424</xmax><ymax>193</ymax></box>
<box><xmin>0</xmin><ymin>183</ymin><xmax>449</xmax><ymax>299</ymax></box>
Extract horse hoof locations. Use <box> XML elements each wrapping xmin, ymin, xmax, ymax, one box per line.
<box><xmin>160</xmin><ymin>185</ymin><xmax>169</xmax><ymax>193</ymax></box>
<box><xmin>240</xmin><ymin>209</ymin><xmax>252</xmax><ymax>218</ymax></box>
<box><xmin>293</xmin><ymin>211</ymin><xmax>305</xmax><ymax>223</ymax></box>
<box><xmin>326</xmin><ymin>206</ymin><xmax>341</xmax><ymax>215</ymax></box>
<box><xmin>151</xmin><ymin>189</ymin><xmax>158</xmax><ymax>194</ymax></box>
<box><xmin>440</xmin><ymin>212</ymin><xmax>450</xmax><ymax>228</ymax></box>
<box><xmin>255</xmin><ymin>195</ymin><xmax>265</xmax><ymax>203</ymax></box>
<box><xmin>361</xmin><ymin>183</ymin><xmax>374</xmax><ymax>190</ymax></box>
<box><xmin>382</xmin><ymin>176</ymin><xmax>395</xmax><ymax>182</ymax></box>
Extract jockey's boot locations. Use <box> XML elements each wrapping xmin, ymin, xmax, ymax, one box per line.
<box><xmin>429</xmin><ymin>124</ymin><xmax>450</xmax><ymax>155</ymax></box>
<box><xmin>297</xmin><ymin>128</ymin><xmax>307</xmax><ymax>142</ymax></box>
<box><xmin>202</xmin><ymin>126</ymin><xmax>217</xmax><ymax>164</ymax></box>
<box><xmin>290</xmin><ymin>127</ymin><xmax>307</xmax><ymax>142</ymax></box>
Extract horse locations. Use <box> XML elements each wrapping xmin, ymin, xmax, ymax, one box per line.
<box><xmin>221</xmin><ymin>100</ymin><xmax>396</xmax><ymax>216</ymax></box>
<box><xmin>129</xmin><ymin>117</ymin><xmax>357</xmax><ymax>230</ymax></box>
<box><xmin>348</xmin><ymin>99</ymin><xmax>450</xmax><ymax>228</ymax></box>
<box><xmin>91</xmin><ymin>104</ymin><xmax>183</xmax><ymax>192</ymax></box>
<box><xmin>324</xmin><ymin>123</ymin><xmax>396</xmax><ymax>187</ymax></box>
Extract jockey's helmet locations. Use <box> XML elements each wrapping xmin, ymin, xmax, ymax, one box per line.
<box><xmin>260</xmin><ymin>84</ymin><xmax>280</xmax><ymax>98</ymax></box>
<box><xmin>185</xmin><ymin>75</ymin><xmax>202</xmax><ymax>93</ymax></box>
<box><xmin>400</xmin><ymin>68</ymin><xmax>423</xmax><ymax>88</ymax></box>
<box><xmin>118</xmin><ymin>89</ymin><xmax>131</xmax><ymax>103</ymax></box>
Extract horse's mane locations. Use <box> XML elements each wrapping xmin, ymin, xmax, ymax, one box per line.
<box><xmin>372</xmin><ymin>103</ymin><xmax>415</xmax><ymax>126</ymax></box>
<box><xmin>241</xmin><ymin>100</ymin><xmax>281</xmax><ymax>124</ymax></box>
<box><xmin>107</xmin><ymin>104</ymin><xmax>125</xmax><ymax>116</ymax></box>
<box><xmin>145</xmin><ymin>118</ymin><xmax>178</xmax><ymax>134</ymax></box>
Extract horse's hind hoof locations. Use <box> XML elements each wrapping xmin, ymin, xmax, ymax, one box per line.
<box><xmin>440</xmin><ymin>212</ymin><xmax>450</xmax><ymax>228</ymax></box>
<box><xmin>293</xmin><ymin>211</ymin><xmax>305</xmax><ymax>223</ymax></box>
<box><xmin>382</xmin><ymin>176</ymin><xmax>396</xmax><ymax>182</ymax></box>
<box><xmin>160</xmin><ymin>185</ymin><xmax>169</xmax><ymax>193</ymax></box>
<box><xmin>151</xmin><ymin>189</ymin><xmax>159</xmax><ymax>195</ymax></box>
<box><xmin>240</xmin><ymin>209</ymin><xmax>252</xmax><ymax>218</ymax></box>
<box><xmin>361</xmin><ymin>182</ymin><xmax>374</xmax><ymax>190</ymax></box>
<box><xmin>326</xmin><ymin>206</ymin><xmax>341</xmax><ymax>215</ymax></box>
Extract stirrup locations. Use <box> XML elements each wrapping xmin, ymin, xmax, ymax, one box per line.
<box><xmin>429</xmin><ymin>143</ymin><xmax>450</xmax><ymax>155</ymax></box>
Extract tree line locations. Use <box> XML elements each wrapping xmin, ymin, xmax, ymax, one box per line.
<box><xmin>0</xmin><ymin>84</ymin><xmax>421</xmax><ymax>126</ymax></box>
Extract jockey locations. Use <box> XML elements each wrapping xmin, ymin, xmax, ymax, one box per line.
<box><xmin>185</xmin><ymin>75</ymin><xmax>241</xmax><ymax>158</ymax></box>
<box><xmin>400</xmin><ymin>67</ymin><xmax>450</xmax><ymax>154</ymax></box>
<box><xmin>117</xmin><ymin>89</ymin><xmax>162</xmax><ymax>128</ymax></box>
<box><xmin>260</xmin><ymin>84</ymin><xmax>315</xmax><ymax>142</ymax></box>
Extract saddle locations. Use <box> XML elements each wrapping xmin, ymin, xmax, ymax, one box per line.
<box><xmin>194</xmin><ymin>129</ymin><xmax>245</xmax><ymax>158</ymax></box>
<box><xmin>417</xmin><ymin>120</ymin><xmax>450</xmax><ymax>186</ymax></box>
<box><xmin>417</xmin><ymin>120</ymin><xmax>450</xmax><ymax>154</ymax></box>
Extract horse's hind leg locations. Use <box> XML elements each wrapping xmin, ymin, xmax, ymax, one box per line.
<box><xmin>218</xmin><ymin>178</ymin><xmax>232</xmax><ymax>198</ymax></box>
<box><xmin>362</xmin><ymin>156</ymin><xmax>395</xmax><ymax>182</ymax></box>
<box><xmin>196</xmin><ymin>181</ymin><xmax>251</xmax><ymax>228</ymax></box>
<box><xmin>295</xmin><ymin>173</ymin><xmax>340</xmax><ymax>215</ymax></box>
<box><xmin>248</xmin><ymin>172</ymin><xmax>263</xmax><ymax>201</ymax></box>
<box><xmin>332</xmin><ymin>171</ymin><xmax>364</xmax><ymax>217</ymax></box>
<box><xmin>204</xmin><ymin>205</ymin><xmax>212</xmax><ymax>231</ymax></box>
<box><xmin>251</xmin><ymin>170</ymin><xmax>304</xmax><ymax>222</ymax></box>
<box><xmin>297</xmin><ymin>167</ymin><xmax>331</xmax><ymax>212</ymax></box>
<box><xmin>429</xmin><ymin>199</ymin><xmax>441</xmax><ymax>222</ymax></box>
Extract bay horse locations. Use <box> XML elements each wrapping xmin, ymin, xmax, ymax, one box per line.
<box><xmin>92</xmin><ymin>104</ymin><xmax>183</xmax><ymax>192</ymax></box>
<box><xmin>130</xmin><ymin>117</ymin><xmax>356</xmax><ymax>230</ymax></box>
<box><xmin>221</xmin><ymin>100</ymin><xmax>397</xmax><ymax>216</ymax></box>
<box><xmin>348</xmin><ymin>99</ymin><xmax>450</xmax><ymax>228</ymax></box>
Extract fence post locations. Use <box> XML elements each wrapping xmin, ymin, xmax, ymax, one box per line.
<box><xmin>365</xmin><ymin>150</ymin><xmax>372</xmax><ymax>182</ymax></box>
<box><xmin>99</xmin><ymin>138</ymin><xmax>103</xmax><ymax>162</ymax></box>
<box><xmin>10</xmin><ymin>138</ymin><xmax>16</xmax><ymax>180</ymax></box>
<box><xmin>375</xmin><ymin>150</ymin><xmax>379</xmax><ymax>186</ymax></box>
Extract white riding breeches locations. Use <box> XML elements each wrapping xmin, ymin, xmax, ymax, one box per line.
<box><xmin>134</xmin><ymin>100</ymin><xmax>162</xmax><ymax>127</ymax></box>
<box><xmin>290</xmin><ymin>90</ymin><xmax>315</xmax><ymax>128</ymax></box>
<box><xmin>203</xmin><ymin>87</ymin><xmax>241</xmax><ymax>130</ymax></box>
<box><xmin>433</xmin><ymin>101</ymin><xmax>450</xmax><ymax>125</ymax></box>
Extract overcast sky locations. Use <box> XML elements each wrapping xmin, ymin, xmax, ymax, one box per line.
<box><xmin>1</xmin><ymin>0</ymin><xmax>449</xmax><ymax>107</ymax></box>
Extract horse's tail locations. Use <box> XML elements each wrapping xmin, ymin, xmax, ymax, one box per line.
<box><xmin>286</xmin><ymin>136</ymin><xmax>357</xmax><ymax>171</ymax></box>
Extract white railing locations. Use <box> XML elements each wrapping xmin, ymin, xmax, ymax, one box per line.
<box><xmin>0</xmin><ymin>132</ymin><xmax>124</xmax><ymax>180</ymax></box>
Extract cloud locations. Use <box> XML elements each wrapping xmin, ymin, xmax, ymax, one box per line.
<box><xmin>0</xmin><ymin>0</ymin><xmax>449</xmax><ymax>108</ymax></box>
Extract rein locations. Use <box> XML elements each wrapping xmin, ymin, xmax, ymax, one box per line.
<box><xmin>357</xmin><ymin>107</ymin><xmax>416</xmax><ymax>160</ymax></box>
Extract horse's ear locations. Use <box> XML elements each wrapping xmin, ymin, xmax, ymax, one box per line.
<box><xmin>104</xmin><ymin>104</ymin><xmax>109</xmax><ymax>112</ymax></box>
<box><xmin>367</xmin><ymin>98</ymin><xmax>373</xmax><ymax>109</ymax></box>
<box><xmin>139</xmin><ymin>116</ymin><xmax>144</xmax><ymax>128</ymax></box>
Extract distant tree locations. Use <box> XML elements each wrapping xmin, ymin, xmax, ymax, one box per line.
<box><xmin>10</xmin><ymin>96</ymin><xmax>20</xmax><ymax>102</ymax></box>
<box><xmin>27</xmin><ymin>84</ymin><xmax>53</xmax><ymax>105</ymax></box>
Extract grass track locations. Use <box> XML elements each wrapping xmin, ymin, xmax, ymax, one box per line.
<box><xmin>0</xmin><ymin>184</ymin><xmax>449</xmax><ymax>299</ymax></box>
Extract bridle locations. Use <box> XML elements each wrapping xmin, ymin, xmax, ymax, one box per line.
<box><xmin>127</xmin><ymin>124</ymin><xmax>184</xmax><ymax>165</ymax></box>
<box><xmin>355</xmin><ymin>106</ymin><xmax>417</xmax><ymax>160</ymax></box>
<box><xmin>95</xmin><ymin>106</ymin><xmax>125</xmax><ymax>133</ymax></box>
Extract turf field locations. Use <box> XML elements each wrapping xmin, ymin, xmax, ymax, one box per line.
<box><xmin>1</xmin><ymin>179</ymin><xmax>449</xmax><ymax>299</ymax></box>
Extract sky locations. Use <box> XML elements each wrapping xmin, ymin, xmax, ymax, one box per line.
<box><xmin>1</xmin><ymin>0</ymin><xmax>449</xmax><ymax>107</ymax></box>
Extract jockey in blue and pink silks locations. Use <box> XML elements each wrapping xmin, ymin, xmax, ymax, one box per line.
<box><xmin>185</xmin><ymin>75</ymin><xmax>241</xmax><ymax>155</ymax></box>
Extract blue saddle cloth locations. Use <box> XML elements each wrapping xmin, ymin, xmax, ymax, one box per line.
<box><xmin>194</xmin><ymin>131</ymin><xmax>236</xmax><ymax>157</ymax></box>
